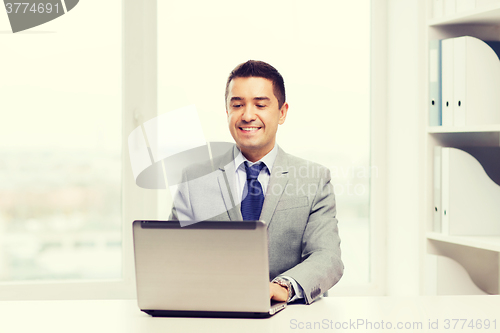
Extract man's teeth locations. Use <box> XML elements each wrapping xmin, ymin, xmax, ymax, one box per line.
<box><xmin>241</xmin><ymin>127</ymin><xmax>259</xmax><ymax>131</ymax></box>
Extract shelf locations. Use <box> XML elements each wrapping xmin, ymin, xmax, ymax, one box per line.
<box><xmin>427</xmin><ymin>232</ymin><xmax>500</xmax><ymax>252</ymax></box>
<box><xmin>424</xmin><ymin>0</ymin><xmax>500</xmax><ymax>296</ymax></box>
<box><xmin>428</xmin><ymin>130</ymin><xmax>500</xmax><ymax>147</ymax></box>
<box><xmin>429</xmin><ymin>5</ymin><xmax>500</xmax><ymax>26</ymax></box>
<box><xmin>427</xmin><ymin>125</ymin><xmax>500</xmax><ymax>133</ymax></box>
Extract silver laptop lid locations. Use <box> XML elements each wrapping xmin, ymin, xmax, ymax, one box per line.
<box><xmin>133</xmin><ymin>220</ymin><xmax>271</xmax><ymax>313</ymax></box>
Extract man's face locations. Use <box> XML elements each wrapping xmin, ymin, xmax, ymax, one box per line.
<box><xmin>226</xmin><ymin>77</ymin><xmax>288</xmax><ymax>162</ymax></box>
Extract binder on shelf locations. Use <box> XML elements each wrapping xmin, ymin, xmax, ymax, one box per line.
<box><xmin>429</xmin><ymin>40</ymin><xmax>442</xmax><ymax>126</ymax></box>
<box><xmin>433</xmin><ymin>0</ymin><xmax>444</xmax><ymax>18</ymax></box>
<box><xmin>476</xmin><ymin>0</ymin><xmax>500</xmax><ymax>9</ymax></box>
<box><xmin>440</xmin><ymin>147</ymin><xmax>500</xmax><ymax>236</ymax></box>
<box><xmin>441</xmin><ymin>38</ymin><xmax>454</xmax><ymax>126</ymax></box>
<box><xmin>456</xmin><ymin>0</ymin><xmax>476</xmax><ymax>12</ymax></box>
<box><xmin>441</xmin><ymin>36</ymin><xmax>500</xmax><ymax>127</ymax></box>
<box><xmin>441</xmin><ymin>147</ymin><xmax>450</xmax><ymax>234</ymax></box>
<box><xmin>453</xmin><ymin>37</ymin><xmax>467</xmax><ymax>127</ymax></box>
<box><xmin>432</xmin><ymin>0</ymin><xmax>500</xmax><ymax>18</ymax></box>
<box><xmin>444</xmin><ymin>0</ymin><xmax>457</xmax><ymax>16</ymax></box>
<box><xmin>433</xmin><ymin>146</ymin><xmax>442</xmax><ymax>232</ymax></box>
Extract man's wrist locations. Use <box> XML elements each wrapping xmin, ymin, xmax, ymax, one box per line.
<box><xmin>272</xmin><ymin>277</ymin><xmax>295</xmax><ymax>302</ymax></box>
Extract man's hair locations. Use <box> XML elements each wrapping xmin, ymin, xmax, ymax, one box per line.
<box><xmin>225</xmin><ymin>60</ymin><xmax>286</xmax><ymax>109</ymax></box>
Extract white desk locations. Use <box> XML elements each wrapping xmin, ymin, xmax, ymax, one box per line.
<box><xmin>1</xmin><ymin>296</ymin><xmax>499</xmax><ymax>333</ymax></box>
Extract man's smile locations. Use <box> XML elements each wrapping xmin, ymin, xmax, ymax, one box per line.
<box><xmin>239</xmin><ymin>126</ymin><xmax>262</xmax><ymax>132</ymax></box>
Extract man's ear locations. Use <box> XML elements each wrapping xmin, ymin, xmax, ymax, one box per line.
<box><xmin>278</xmin><ymin>102</ymin><xmax>289</xmax><ymax>125</ymax></box>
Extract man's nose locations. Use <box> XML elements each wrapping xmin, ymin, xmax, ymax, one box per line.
<box><xmin>241</xmin><ymin>106</ymin><xmax>257</xmax><ymax>122</ymax></box>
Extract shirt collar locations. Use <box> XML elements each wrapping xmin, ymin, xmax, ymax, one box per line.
<box><xmin>234</xmin><ymin>144</ymin><xmax>278</xmax><ymax>174</ymax></box>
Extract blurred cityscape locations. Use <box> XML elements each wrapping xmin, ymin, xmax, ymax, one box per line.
<box><xmin>0</xmin><ymin>149</ymin><xmax>121</xmax><ymax>281</ymax></box>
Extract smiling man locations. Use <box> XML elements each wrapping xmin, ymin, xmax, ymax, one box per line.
<box><xmin>170</xmin><ymin>60</ymin><xmax>343</xmax><ymax>304</ymax></box>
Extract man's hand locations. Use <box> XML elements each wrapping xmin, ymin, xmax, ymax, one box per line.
<box><xmin>269</xmin><ymin>282</ymin><xmax>288</xmax><ymax>302</ymax></box>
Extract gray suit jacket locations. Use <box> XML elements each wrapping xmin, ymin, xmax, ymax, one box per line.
<box><xmin>169</xmin><ymin>145</ymin><xmax>343</xmax><ymax>304</ymax></box>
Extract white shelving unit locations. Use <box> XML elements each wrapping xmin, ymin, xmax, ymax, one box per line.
<box><xmin>427</xmin><ymin>232</ymin><xmax>500</xmax><ymax>252</ymax></box>
<box><xmin>425</xmin><ymin>0</ymin><xmax>500</xmax><ymax>295</ymax></box>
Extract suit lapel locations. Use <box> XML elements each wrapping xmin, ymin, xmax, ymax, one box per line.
<box><xmin>216</xmin><ymin>145</ymin><xmax>243</xmax><ymax>221</ymax></box>
<box><xmin>260</xmin><ymin>147</ymin><xmax>289</xmax><ymax>228</ymax></box>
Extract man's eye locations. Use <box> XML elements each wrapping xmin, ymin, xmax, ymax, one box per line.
<box><xmin>257</xmin><ymin>104</ymin><xmax>266</xmax><ymax>108</ymax></box>
<box><xmin>233</xmin><ymin>104</ymin><xmax>242</xmax><ymax>108</ymax></box>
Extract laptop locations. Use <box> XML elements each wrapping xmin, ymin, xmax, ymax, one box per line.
<box><xmin>132</xmin><ymin>220</ymin><xmax>287</xmax><ymax>318</ymax></box>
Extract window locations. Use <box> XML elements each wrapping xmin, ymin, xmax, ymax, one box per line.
<box><xmin>0</xmin><ymin>1</ymin><xmax>122</xmax><ymax>283</ymax></box>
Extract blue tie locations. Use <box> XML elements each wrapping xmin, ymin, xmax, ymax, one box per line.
<box><xmin>241</xmin><ymin>162</ymin><xmax>265</xmax><ymax>221</ymax></box>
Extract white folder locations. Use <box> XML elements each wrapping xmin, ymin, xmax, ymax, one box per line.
<box><xmin>444</xmin><ymin>0</ymin><xmax>457</xmax><ymax>16</ymax></box>
<box><xmin>433</xmin><ymin>146</ymin><xmax>442</xmax><ymax>232</ymax></box>
<box><xmin>454</xmin><ymin>0</ymin><xmax>500</xmax><ymax>14</ymax></box>
<box><xmin>441</xmin><ymin>148</ymin><xmax>450</xmax><ymax>234</ymax></box>
<box><xmin>453</xmin><ymin>37</ymin><xmax>467</xmax><ymax>127</ymax></box>
<box><xmin>452</xmin><ymin>36</ymin><xmax>500</xmax><ymax>127</ymax></box>
<box><xmin>429</xmin><ymin>40</ymin><xmax>442</xmax><ymax>126</ymax></box>
<box><xmin>476</xmin><ymin>0</ymin><xmax>500</xmax><ymax>9</ymax></box>
<box><xmin>433</xmin><ymin>0</ymin><xmax>444</xmax><ymax>18</ymax></box>
<box><xmin>441</xmin><ymin>147</ymin><xmax>500</xmax><ymax>236</ymax></box>
<box><xmin>456</xmin><ymin>0</ymin><xmax>476</xmax><ymax>12</ymax></box>
<box><xmin>441</xmin><ymin>39</ymin><xmax>454</xmax><ymax>126</ymax></box>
